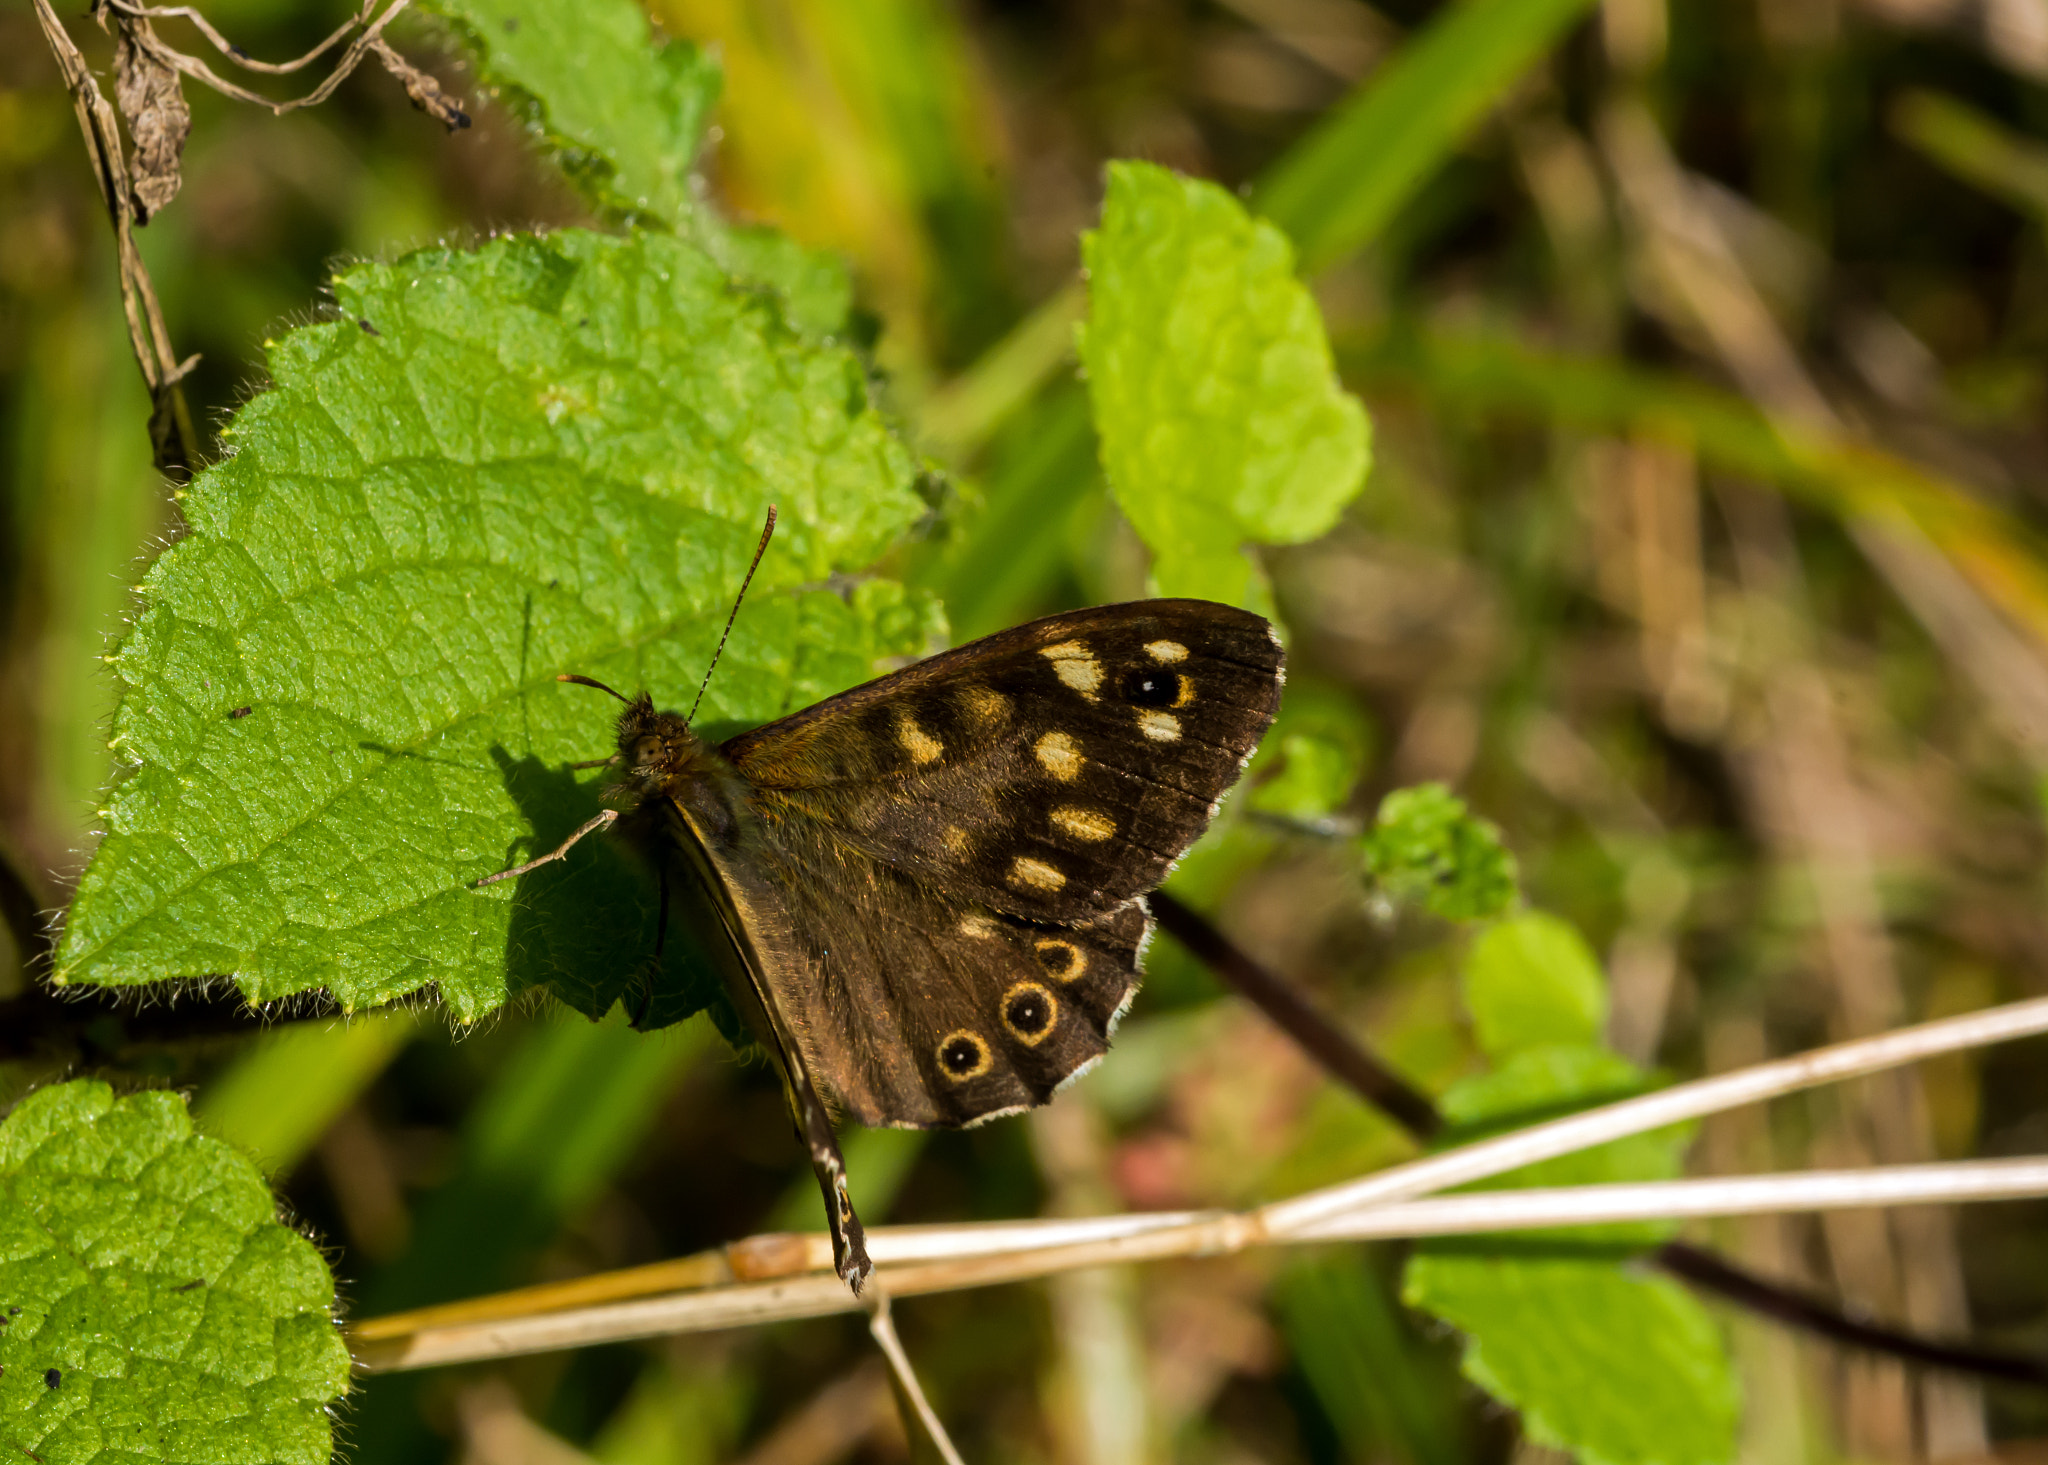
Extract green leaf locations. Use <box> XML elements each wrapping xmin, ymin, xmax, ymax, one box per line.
<box><xmin>54</xmin><ymin>228</ymin><xmax>939</xmax><ymax>1021</ymax></box>
<box><xmin>1403</xmin><ymin>1047</ymin><xmax>1733</xmax><ymax>1465</ymax></box>
<box><xmin>420</xmin><ymin>0</ymin><xmax>719</xmax><ymax>228</ymax></box>
<box><xmin>1252</xmin><ymin>0</ymin><xmax>1600</xmax><ymax>273</ymax></box>
<box><xmin>1462</xmin><ymin>912</ymin><xmax>1607</xmax><ymax>1059</ymax></box>
<box><xmin>1361</xmin><ymin>783</ymin><xmax>1519</xmax><ymax>923</ymax></box>
<box><xmin>0</xmin><ymin>1079</ymin><xmax>349</xmax><ymax>1464</ymax></box>
<box><xmin>1401</xmin><ymin>1257</ymin><xmax>1739</xmax><ymax>1465</ymax></box>
<box><xmin>1077</xmin><ymin>160</ymin><xmax>1371</xmax><ymax>605</ymax></box>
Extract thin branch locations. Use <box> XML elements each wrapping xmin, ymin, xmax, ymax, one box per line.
<box><xmin>1655</xmin><ymin>1242</ymin><xmax>2048</xmax><ymax>1387</ymax></box>
<box><xmin>1149</xmin><ymin>890</ymin><xmax>1443</xmax><ymax>1138</ymax></box>
<box><xmin>0</xmin><ymin>984</ymin><xmax>277</xmax><ymax>1059</ymax></box>
<box><xmin>102</xmin><ymin>0</ymin><xmax>372</xmax><ymax>77</ymax></box>
<box><xmin>133</xmin><ymin>0</ymin><xmax>413</xmax><ymax>115</ymax></box>
<box><xmin>348</xmin><ymin>1157</ymin><xmax>2048</xmax><ymax>1373</ymax></box>
<box><xmin>866</xmin><ymin>1292</ymin><xmax>966</xmax><ymax>1465</ymax></box>
<box><xmin>347</xmin><ymin>998</ymin><xmax>2048</xmax><ymax>1370</ymax></box>
<box><xmin>1257</xmin><ymin>995</ymin><xmax>2048</xmax><ymax>1235</ymax></box>
<box><xmin>32</xmin><ymin>0</ymin><xmax>196</xmax><ymax>475</ymax></box>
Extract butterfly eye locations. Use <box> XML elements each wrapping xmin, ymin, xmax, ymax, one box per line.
<box><xmin>936</xmin><ymin>1030</ymin><xmax>992</xmax><ymax>1081</ymax></box>
<box><xmin>1001</xmin><ymin>982</ymin><xmax>1058</xmax><ymax>1046</ymax></box>
<box><xmin>631</xmin><ymin>736</ymin><xmax>663</xmax><ymax>767</ymax></box>
<box><xmin>1118</xmin><ymin>668</ymin><xmax>1183</xmax><ymax>708</ymax></box>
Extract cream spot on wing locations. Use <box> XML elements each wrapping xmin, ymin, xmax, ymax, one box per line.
<box><xmin>961</xmin><ymin>685</ymin><xmax>1010</xmax><ymax>724</ymax></box>
<box><xmin>959</xmin><ymin>914</ymin><xmax>997</xmax><ymax>940</ymax></box>
<box><xmin>1009</xmin><ymin>856</ymin><xmax>1067</xmax><ymax>892</ymax></box>
<box><xmin>943</xmin><ymin>825</ymin><xmax>971</xmax><ymax>855</ymax></box>
<box><xmin>1138</xmin><ymin>710</ymin><xmax>1182</xmax><ymax>742</ymax></box>
<box><xmin>1034</xmin><ymin>939</ymin><xmax>1085</xmax><ymax>981</ymax></box>
<box><xmin>894</xmin><ymin>710</ymin><xmax>943</xmax><ymax>764</ymax></box>
<box><xmin>1034</xmin><ymin>731</ymin><xmax>1083</xmax><ymax>781</ymax></box>
<box><xmin>1145</xmin><ymin>640</ymin><xmax>1189</xmax><ymax>664</ymax></box>
<box><xmin>1052</xmin><ymin>806</ymin><xmax>1116</xmax><ymax>842</ymax></box>
<box><xmin>1040</xmin><ymin>640</ymin><xmax>1104</xmax><ymax>699</ymax></box>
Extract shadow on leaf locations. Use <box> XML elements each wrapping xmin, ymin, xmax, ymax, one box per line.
<box><xmin>489</xmin><ymin>746</ymin><xmax>720</xmax><ymax>1028</ymax></box>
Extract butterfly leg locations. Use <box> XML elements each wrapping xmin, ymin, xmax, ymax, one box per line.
<box><xmin>473</xmin><ymin>808</ymin><xmax>619</xmax><ymax>887</ymax></box>
<box><xmin>783</xmin><ymin>1066</ymin><xmax>872</xmax><ymax>1292</ymax></box>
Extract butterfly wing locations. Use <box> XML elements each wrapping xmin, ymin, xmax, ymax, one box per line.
<box><xmin>720</xmin><ymin>599</ymin><xmax>1284</xmax><ymax>924</ymax></box>
<box><xmin>688</xmin><ymin>598</ymin><xmax>1281</xmax><ymax>1130</ymax></box>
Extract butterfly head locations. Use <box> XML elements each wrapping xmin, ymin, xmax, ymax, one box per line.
<box><xmin>613</xmin><ymin>694</ymin><xmax>726</xmax><ymax>796</ymax></box>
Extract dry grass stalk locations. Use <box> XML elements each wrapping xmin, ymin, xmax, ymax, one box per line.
<box><xmin>349</xmin><ymin>996</ymin><xmax>2048</xmax><ymax>1372</ymax></box>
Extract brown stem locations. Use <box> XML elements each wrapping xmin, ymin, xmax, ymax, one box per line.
<box><xmin>1149</xmin><ymin>889</ymin><xmax>2048</xmax><ymax>1390</ymax></box>
<box><xmin>1149</xmin><ymin>889</ymin><xmax>1442</xmax><ymax>1139</ymax></box>
<box><xmin>0</xmin><ymin>984</ymin><xmax>273</xmax><ymax>1060</ymax></box>
<box><xmin>32</xmin><ymin>0</ymin><xmax>197</xmax><ymax>477</ymax></box>
<box><xmin>1655</xmin><ymin>1241</ymin><xmax>2048</xmax><ymax>1387</ymax></box>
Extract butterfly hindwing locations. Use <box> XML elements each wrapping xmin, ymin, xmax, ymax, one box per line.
<box><xmin>711</xmin><ymin>799</ymin><xmax>1151</xmax><ymax>1126</ymax></box>
<box><xmin>721</xmin><ymin>600</ymin><xmax>1284</xmax><ymax>924</ymax></box>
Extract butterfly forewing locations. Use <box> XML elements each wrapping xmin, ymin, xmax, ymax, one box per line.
<box><xmin>722</xmin><ymin>601</ymin><xmax>1284</xmax><ymax>924</ymax></box>
<box><xmin>693</xmin><ymin>599</ymin><xmax>1282</xmax><ymax>1128</ymax></box>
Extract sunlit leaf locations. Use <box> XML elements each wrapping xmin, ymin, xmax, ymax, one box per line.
<box><xmin>54</xmin><ymin>228</ymin><xmax>939</xmax><ymax>1021</ymax></box>
<box><xmin>1405</xmin><ymin>1038</ymin><xmax>1734</xmax><ymax>1465</ymax></box>
<box><xmin>0</xmin><ymin>1080</ymin><xmax>349</xmax><ymax>1465</ymax></box>
<box><xmin>1462</xmin><ymin>912</ymin><xmax>1607</xmax><ymax>1058</ymax></box>
<box><xmin>1078</xmin><ymin>160</ymin><xmax>1371</xmax><ymax>606</ymax></box>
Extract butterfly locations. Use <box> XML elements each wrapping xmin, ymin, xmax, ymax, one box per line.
<box><xmin>480</xmin><ymin>512</ymin><xmax>1285</xmax><ymax>1289</ymax></box>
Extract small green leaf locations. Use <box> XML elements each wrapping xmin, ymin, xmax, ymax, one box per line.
<box><xmin>1404</xmin><ymin>1045</ymin><xmax>1733</xmax><ymax>1465</ymax></box>
<box><xmin>1361</xmin><ymin>783</ymin><xmax>1519</xmax><ymax>922</ymax></box>
<box><xmin>1463</xmin><ymin>912</ymin><xmax>1607</xmax><ymax>1059</ymax></box>
<box><xmin>0</xmin><ymin>1079</ymin><xmax>349</xmax><ymax>1465</ymax></box>
<box><xmin>421</xmin><ymin>0</ymin><xmax>719</xmax><ymax>227</ymax></box>
<box><xmin>55</xmin><ymin>228</ymin><xmax>937</xmax><ymax>1021</ymax></box>
<box><xmin>1401</xmin><ymin>1257</ymin><xmax>1739</xmax><ymax>1465</ymax></box>
<box><xmin>1077</xmin><ymin>160</ymin><xmax>1371</xmax><ymax>605</ymax></box>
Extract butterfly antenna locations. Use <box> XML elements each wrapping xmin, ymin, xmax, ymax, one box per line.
<box><xmin>558</xmin><ymin>673</ymin><xmax>631</xmax><ymax>703</ymax></box>
<box><xmin>685</xmin><ymin>504</ymin><xmax>777</xmax><ymax>728</ymax></box>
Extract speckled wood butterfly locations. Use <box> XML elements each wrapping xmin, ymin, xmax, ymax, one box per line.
<box><xmin>481</xmin><ymin>513</ymin><xmax>1284</xmax><ymax>1288</ymax></box>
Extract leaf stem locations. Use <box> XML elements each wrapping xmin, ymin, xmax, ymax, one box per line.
<box><xmin>1149</xmin><ymin>890</ymin><xmax>1443</xmax><ymax>1138</ymax></box>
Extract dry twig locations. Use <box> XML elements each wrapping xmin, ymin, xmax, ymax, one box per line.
<box><xmin>347</xmin><ymin>995</ymin><xmax>2048</xmax><ymax>1372</ymax></box>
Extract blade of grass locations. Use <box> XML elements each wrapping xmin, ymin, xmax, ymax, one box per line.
<box><xmin>1252</xmin><ymin>0</ymin><xmax>1598</xmax><ymax>274</ymax></box>
<box><xmin>1893</xmin><ymin>89</ymin><xmax>2048</xmax><ymax>223</ymax></box>
<box><xmin>193</xmin><ymin>1009</ymin><xmax>419</xmax><ymax>1176</ymax></box>
<box><xmin>1342</xmin><ymin>322</ymin><xmax>2048</xmax><ymax>658</ymax></box>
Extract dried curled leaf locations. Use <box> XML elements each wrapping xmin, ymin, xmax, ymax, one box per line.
<box><xmin>112</xmin><ymin>20</ymin><xmax>190</xmax><ymax>221</ymax></box>
<box><xmin>371</xmin><ymin>37</ymin><xmax>471</xmax><ymax>132</ymax></box>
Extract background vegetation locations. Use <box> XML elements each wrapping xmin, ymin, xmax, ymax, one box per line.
<box><xmin>7</xmin><ymin>0</ymin><xmax>2048</xmax><ymax>1461</ymax></box>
